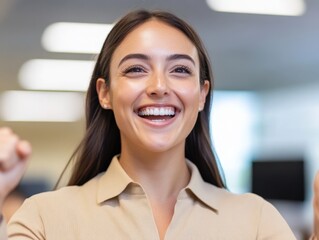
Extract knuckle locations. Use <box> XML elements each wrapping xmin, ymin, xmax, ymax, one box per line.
<box><xmin>0</xmin><ymin>127</ymin><xmax>13</xmax><ymax>135</ymax></box>
<box><xmin>0</xmin><ymin>152</ymin><xmax>11</xmax><ymax>162</ymax></box>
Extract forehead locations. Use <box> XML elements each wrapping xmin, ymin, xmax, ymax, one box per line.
<box><xmin>111</xmin><ymin>20</ymin><xmax>199</xmax><ymax>64</ymax></box>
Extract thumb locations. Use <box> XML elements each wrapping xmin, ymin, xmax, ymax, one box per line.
<box><xmin>314</xmin><ymin>172</ymin><xmax>319</xmax><ymax>239</ymax></box>
<box><xmin>16</xmin><ymin>140</ymin><xmax>32</xmax><ymax>160</ymax></box>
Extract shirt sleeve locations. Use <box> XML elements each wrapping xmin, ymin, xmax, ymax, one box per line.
<box><xmin>257</xmin><ymin>200</ymin><xmax>297</xmax><ymax>240</ymax></box>
<box><xmin>7</xmin><ymin>198</ymin><xmax>45</xmax><ymax>240</ymax></box>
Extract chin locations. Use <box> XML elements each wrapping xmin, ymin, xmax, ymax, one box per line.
<box><xmin>139</xmin><ymin>137</ymin><xmax>183</xmax><ymax>154</ymax></box>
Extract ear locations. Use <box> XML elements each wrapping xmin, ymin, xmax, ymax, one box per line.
<box><xmin>199</xmin><ymin>80</ymin><xmax>210</xmax><ymax>112</ymax></box>
<box><xmin>96</xmin><ymin>78</ymin><xmax>112</xmax><ymax>109</ymax></box>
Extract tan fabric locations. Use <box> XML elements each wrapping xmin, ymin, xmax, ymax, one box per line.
<box><xmin>5</xmin><ymin>156</ymin><xmax>296</xmax><ymax>239</ymax></box>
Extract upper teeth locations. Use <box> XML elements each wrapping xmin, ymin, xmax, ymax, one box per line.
<box><xmin>138</xmin><ymin>107</ymin><xmax>175</xmax><ymax>116</ymax></box>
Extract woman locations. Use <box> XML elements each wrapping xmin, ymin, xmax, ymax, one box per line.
<box><xmin>0</xmin><ymin>9</ymin><xmax>315</xmax><ymax>239</ymax></box>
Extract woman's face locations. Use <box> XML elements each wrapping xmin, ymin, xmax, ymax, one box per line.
<box><xmin>97</xmin><ymin>20</ymin><xmax>209</xmax><ymax>154</ymax></box>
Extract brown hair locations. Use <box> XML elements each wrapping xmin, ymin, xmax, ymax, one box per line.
<box><xmin>59</xmin><ymin>9</ymin><xmax>226</xmax><ymax>188</ymax></box>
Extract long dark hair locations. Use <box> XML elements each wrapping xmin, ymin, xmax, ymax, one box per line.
<box><xmin>59</xmin><ymin>10</ymin><xmax>226</xmax><ymax>188</ymax></box>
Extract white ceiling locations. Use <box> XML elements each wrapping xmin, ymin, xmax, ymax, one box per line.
<box><xmin>0</xmin><ymin>0</ymin><xmax>318</xmax><ymax>93</ymax></box>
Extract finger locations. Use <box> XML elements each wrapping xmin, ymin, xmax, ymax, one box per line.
<box><xmin>0</xmin><ymin>135</ymin><xmax>20</xmax><ymax>171</ymax></box>
<box><xmin>314</xmin><ymin>172</ymin><xmax>319</xmax><ymax>210</ymax></box>
<box><xmin>16</xmin><ymin>140</ymin><xmax>32</xmax><ymax>160</ymax></box>
<box><xmin>5</xmin><ymin>154</ymin><xmax>29</xmax><ymax>186</ymax></box>
<box><xmin>0</xmin><ymin>140</ymin><xmax>31</xmax><ymax>170</ymax></box>
<box><xmin>0</xmin><ymin>127</ymin><xmax>13</xmax><ymax>134</ymax></box>
<box><xmin>314</xmin><ymin>172</ymin><xmax>319</xmax><ymax>237</ymax></box>
<box><xmin>315</xmin><ymin>172</ymin><xmax>319</xmax><ymax>196</ymax></box>
<box><xmin>0</xmin><ymin>154</ymin><xmax>29</xmax><ymax>205</ymax></box>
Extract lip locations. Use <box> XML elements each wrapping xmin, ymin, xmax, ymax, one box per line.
<box><xmin>134</xmin><ymin>104</ymin><xmax>181</xmax><ymax>127</ymax></box>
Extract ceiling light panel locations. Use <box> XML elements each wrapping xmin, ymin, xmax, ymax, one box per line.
<box><xmin>42</xmin><ymin>22</ymin><xmax>114</xmax><ymax>54</ymax></box>
<box><xmin>18</xmin><ymin>59</ymin><xmax>95</xmax><ymax>91</ymax></box>
<box><xmin>206</xmin><ymin>0</ymin><xmax>305</xmax><ymax>16</ymax></box>
<box><xmin>0</xmin><ymin>91</ymin><xmax>84</xmax><ymax>122</ymax></box>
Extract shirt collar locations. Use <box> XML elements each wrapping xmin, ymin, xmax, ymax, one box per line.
<box><xmin>183</xmin><ymin>160</ymin><xmax>225</xmax><ymax>213</ymax></box>
<box><xmin>97</xmin><ymin>155</ymin><xmax>134</xmax><ymax>204</ymax></box>
<box><xmin>97</xmin><ymin>155</ymin><xmax>224</xmax><ymax>213</ymax></box>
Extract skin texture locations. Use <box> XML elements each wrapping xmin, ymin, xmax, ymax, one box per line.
<box><xmin>96</xmin><ymin>20</ymin><xmax>209</xmax><ymax>239</ymax></box>
<box><xmin>0</xmin><ymin>18</ymin><xmax>319</xmax><ymax>240</ymax></box>
<box><xmin>0</xmin><ymin>128</ymin><xmax>31</xmax><ymax>209</ymax></box>
<box><xmin>98</xmin><ymin>20</ymin><xmax>208</xmax><ymax>156</ymax></box>
<box><xmin>314</xmin><ymin>173</ymin><xmax>319</xmax><ymax>239</ymax></box>
<box><xmin>2</xmin><ymin>192</ymin><xmax>25</xmax><ymax>221</ymax></box>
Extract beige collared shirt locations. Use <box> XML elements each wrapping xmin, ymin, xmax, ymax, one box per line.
<box><xmin>1</xmin><ymin>156</ymin><xmax>295</xmax><ymax>239</ymax></box>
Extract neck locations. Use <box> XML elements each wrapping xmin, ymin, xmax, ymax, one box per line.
<box><xmin>119</xmin><ymin>145</ymin><xmax>190</xmax><ymax>202</ymax></box>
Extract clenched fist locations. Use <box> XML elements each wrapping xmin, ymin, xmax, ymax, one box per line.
<box><xmin>0</xmin><ymin>127</ymin><xmax>31</xmax><ymax>209</ymax></box>
<box><xmin>313</xmin><ymin>173</ymin><xmax>319</xmax><ymax>240</ymax></box>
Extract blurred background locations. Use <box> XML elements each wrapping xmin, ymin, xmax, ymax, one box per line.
<box><xmin>0</xmin><ymin>0</ymin><xmax>318</xmax><ymax>238</ymax></box>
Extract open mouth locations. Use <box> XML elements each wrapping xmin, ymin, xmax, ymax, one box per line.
<box><xmin>137</xmin><ymin>106</ymin><xmax>176</xmax><ymax>122</ymax></box>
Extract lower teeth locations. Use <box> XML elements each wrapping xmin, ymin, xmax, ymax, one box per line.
<box><xmin>151</xmin><ymin>119</ymin><xmax>166</xmax><ymax>122</ymax></box>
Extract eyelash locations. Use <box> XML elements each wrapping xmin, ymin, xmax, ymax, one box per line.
<box><xmin>122</xmin><ymin>65</ymin><xmax>192</xmax><ymax>75</ymax></box>
<box><xmin>123</xmin><ymin>65</ymin><xmax>147</xmax><ymax>74</ymax></box>
<box><xmin>171</xmin><ymin>65</ymin><xmax>192</xmax><ymax>74</ymax></box>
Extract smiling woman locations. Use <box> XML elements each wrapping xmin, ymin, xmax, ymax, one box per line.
<box><xmin>95</xmin><ymin>19</ymin><xmax>209</xmax><ymax>162</ymax></box>
<box><xmin>0</xmin><ymin>9</ymin><xmax>314</xmax><ymax>240</ymax></box>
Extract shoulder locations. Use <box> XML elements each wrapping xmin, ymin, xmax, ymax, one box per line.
<box><xmin>200</xmin><ymin>182</ymin><xmax>268</xmax><ymax>211</ymax></box>
<box><xmin>21</xmin><ymin>172</ymin><xmax>103</xmax><ymax>215</ymax></box>
<box><xmin>200</xmin><ymin>185</ymin><xmax>295</xmax><ymax>239</ymax></box>
<box><xmin>199</xmin><ymin>183</ymin><xmax>289</xmax><ymax>224</ymax></box>
<box><xmin>8</xmin><ymin>173</ymin><xmax>104</xmax><ymax>237</ymax></box>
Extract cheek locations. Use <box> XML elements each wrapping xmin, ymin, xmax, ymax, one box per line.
<box><xmin>174</xmin><ymin>82</ymin><xmax>201</xmax><ymax>107</ymax></box>
<box><xmin>109</xmin><ymin>80</ymin><xmax>143</xmax><ymax>124</ymax></box>
<box><xmin>110</xmin><ymin>80</ymin><xmax>139</xmax><ymax>103</ymax></box>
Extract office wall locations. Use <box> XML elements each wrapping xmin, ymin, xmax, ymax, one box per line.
<box><xmin>258</xmin><ymin>82</ymin><xmax>319</xmax><ymax>195</ymax></box>
<box><xmin>257</xmin><ymin>82</ymin><xmax>319</xmax><ymax>236</ymax></box>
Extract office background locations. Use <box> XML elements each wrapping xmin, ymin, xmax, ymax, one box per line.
<box><xmin>0</xmin><ymin>0</ymin><xmax>319</xmax><ymax>238</ymax></box>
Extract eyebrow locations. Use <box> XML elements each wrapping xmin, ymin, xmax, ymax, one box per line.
<box><xmin>118</xmin><ymin>53</ymin><xmax>195</xmax><ymax>67</ymax></box>
<box><xmin>118</xmin><ymin>54</ymin><xmax>149</xmax><ymax>67</ymax></box>
<box><xmin>166</xmin><ymin>54</ymin><xmax>195</xmax><ymax>66</ymax></box>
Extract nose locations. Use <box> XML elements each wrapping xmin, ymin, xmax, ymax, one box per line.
<box><xmin>146</xmin><ymin>72</ymin><xmax>169</xmax><ymax>97</ymax></box>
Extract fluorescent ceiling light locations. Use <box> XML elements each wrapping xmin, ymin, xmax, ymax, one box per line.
<box><xmin>18</xmin><ymin>59</ymin><xmax>95</xmax><ymax>91</ymax></box>
<box><xmin>206</xmin><ymin>0</ymin><xmax>305</xmax><ymax>16</ymax></box>
<box><xmin>42</xmin><ymin>22</ymin><xmax>114</xmax><ymax>54</ymax></box>
<box><xmin>0</xmin><ymin>91</ymin><xmax>84</xmax><ymax>122</ymax></box>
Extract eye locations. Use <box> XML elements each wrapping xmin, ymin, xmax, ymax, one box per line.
<box><xmin>123</xmin><ymin>65</ymin><xmax>147</xmax><ymax>75</ymax></box>
<box><xmin>171</xmin><ymin>65</ymin><xmax>192</xmax><ymax>75</ymax></box>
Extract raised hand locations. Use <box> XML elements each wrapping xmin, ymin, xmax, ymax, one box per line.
<box><xmin>0</xmin><ymin>127</ymin><xmax>31</xmax><ymax>209</ymax></box>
